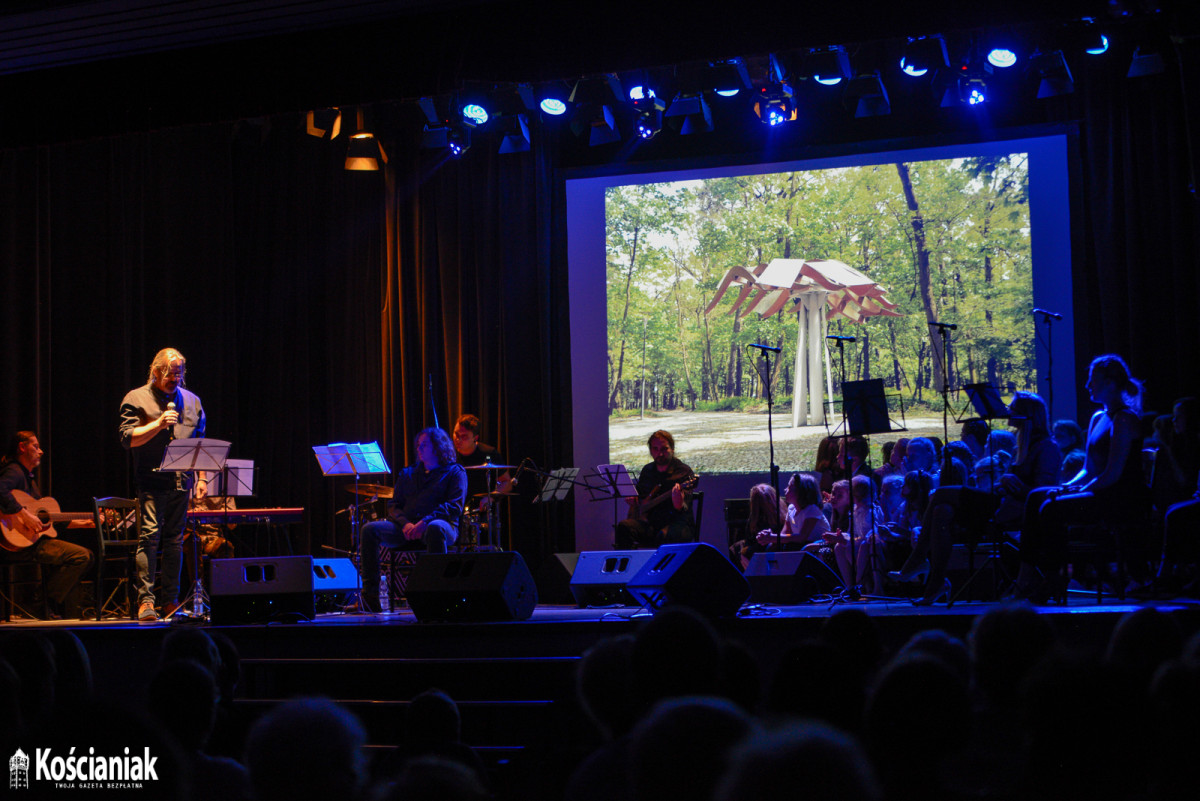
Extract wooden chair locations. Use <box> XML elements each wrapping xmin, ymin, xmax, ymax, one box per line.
<box><xmin>92</xmin><ymin>497</ymin><xmax>141</xmax><ymax>620</ymax></box>
<box><xmin>0</xmin><ymin>561</ymin><xmax>49</xmax><ymax>621</ymax></box>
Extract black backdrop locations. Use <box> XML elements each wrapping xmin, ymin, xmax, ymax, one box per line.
<box><xmin>1</xmin><ymin>32</ymin><xmax>1198</xmax><ymax>569</ymax></box>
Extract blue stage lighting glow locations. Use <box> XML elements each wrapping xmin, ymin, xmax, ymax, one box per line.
<box><xmin>540</xmin><ymin>98</ymin><xmax>567</xmax><ymax>116</ymax></box>
<box><xmin>715</xmin><ymin>88</ymin><xmax>740</xmax><ymax>97</ymax></box>
<box><xmin>968</xmin><ymin>87</ymin><xmax>987</xmax><ymax>105</ymax></box>
<box><xmin>987</xmin><ymin>48</ymin><xmax>1018</xmax><ymax>68</ymax></box>
<box><xmin>629</xmin><ymin>85</ymin><xmax>656</xmax><ymax>101</ymax></box>
<box><xmin>900</xmin><ymin>57</ymin><xmax>928</xmax><ymax>78</ymax></box>
<box><xmin>814</xmin><ymin>75</ymin><xmax>842</xmax><ymax>86</ymax></box>
<box><xmin>1086</xmin><ymin>35</ymin><xmax>1110</xmax><ymax>55</ymax></box>
<box><xmin>462</xmin><ymin>104</ymin><xmax>488</xmax><ymax>124</ymax></box>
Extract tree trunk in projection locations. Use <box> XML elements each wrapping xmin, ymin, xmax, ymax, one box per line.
<box><xmin>895</xmin><ymin>162</ymin><xmax>944</xmax><ymax>392</ymax></box>
<box><xmin>608</xmin><ymin>226</ymin><xmax>639</xmax><ymax>412</ymax></box>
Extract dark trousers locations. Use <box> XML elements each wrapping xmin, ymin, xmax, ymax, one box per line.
<box><xmin>359</xmin><ymin>519</ymin><xmax>456</xmax><ymax>612</ymax></box>
<box><xmin>2</xmin><ymin>536</ymin><xmax>93</xmax><ymax>617</ymax></box>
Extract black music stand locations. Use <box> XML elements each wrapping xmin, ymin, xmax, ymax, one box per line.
<box><xmin>832</xmin><ymin>379</ymin><xmax>907</xmax><ymax>603</ymax></box>
<box><xmin>589</xmin><ymin>464</ymin><xmax>639</xmax><ymax>538</ymax></box>
<box><xmin>198</xmin><ymin>458</ymin><xmax>257</xmax><ymax>554</ymax></box>
<box><xmin>947</xmin><ymin>383</ymin><xmax>1012</xmax><ymax>607</ymax></box>
<box><xmin>313</xmin><ymin>442</ymin><xmax>391</xmax><ymax>604</ymax></box>
<box><xmin>156</xmin><ymin>437</ymin><xmax>231</xmax><ymax>621</ymax></box>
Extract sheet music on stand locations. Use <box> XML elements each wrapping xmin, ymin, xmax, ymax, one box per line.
<box><xmin>589</xmin><ymin>464</ymin><xmax>638</xmax><ymax>502</ymax></box>
<box><xmin>313</xmin><ymin>442</ymin><xmax>391</xmax><ymax>477</ymax></box>
<box><xmin>960</xmin><ymin>382</ymin><xmax>1011</xmax><ymax>422</ymax></box>
<box><xmin>207</xmin><ymin>458</ymin><xmax>256</xmax><ymax>499</ymax></box>
<box><xmin>537</xmin><ymin>468</ymin><xmax>580</xmax><ymax>503</ymax></box>
<box><xmin>157</xmin><ymin>438</ymin><xmax>231</xmax><ymax>474</ymax></box>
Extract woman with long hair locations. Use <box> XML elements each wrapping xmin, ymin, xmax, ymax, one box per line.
<box><xmin>729</xmin><ymin>483</ymin><xmax>785</xmax><ymax>570</ymax></box>
<box><xmin>1012</xmin><ymin>355</ymin><xmax>1147</xmax><ymax>600</ymax></box>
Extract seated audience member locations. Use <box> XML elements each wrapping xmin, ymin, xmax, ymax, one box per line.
<box><xmin>1154</xmin><ymin>473</ymin><xmax>1200</xmax><ymax>596</ymax></box>
<box><xmin>715</xmin><ymin>721</ymin><xmax>882</xmax><ymax>801</ymax></box>
<box><xmin>813</xmin><ymin>436</ymin><xmax>839</xmax><ymax>493</ymax></box>
<box><xmin>941</xmin><ymin>440</ymin><xmax>974</xmax><ymax>487</ymax></box>
<box><xmin>148</xmin><ymin>659</ymin><xmax>253</xmax><ymax>801</ymax></box>
<box><xmin>828</xmin><ymin>475</ymin><xmax>889</xmax><ymax>593</ymax></box>
<box><xmin>729</xmin><ymin>483</ymin><xmax>785</xmax><ymax>570</ymax></box>
<box><xmin>890</xmin><ymin>470</ymin><xmax>934</xmax><ymax>547</ymax></box>
<box><xmin>838</xmin><ymin>437</ymin><xmax>875</xmax><ymax>486</ymax></box>
<box><xmin>1013</xmin><ymin>355</ymin><xmax>1150</xmax><ymax>600</ymax></box>
<box><xmin>372</xmin><ymin>756</ymin><xmax>489</xmax><ymax>801</ymax></box>
<box><xmin>960</xmin><ymin>419</ymin><xmax>991</xmax><ymax>463</ymax></box>
<box><xmin>761</xmin><ymin>473</ymin><xmax>830</xmax><ymax>553</ymax></box>
<box><xmin>878</xmin><ymin>474</ymin><xmax>905</xmax><ymax>527</ymax></box>
<box><xmin>893</xmin><ymin>392</ymin><xmax>1061</xmax><ymax>605</ymax></box>
<box><xmin>874</xmin><ymin>438</ymin><xmax>909</xmax><ymax>483</ymax></box>
<box><xmin>1053</xmin><ymin>418</ymin><xmax>1085</xmax><ymax>458</ymax></box>
<box><xmin>1150</xmin><ymin>397</ymin><xmax>1200</xmax><ymax>509</ymax></box>
<box><xmin>373</xmin><ymin>688</ymin><xmax>488</xmax><ymax>789</ymax></box>
<box><xmin>244</xmin><ymin>697</ymin><xmax>368</xmax><ymax>801</ymax></box>
<box><xmin>903</xmin><ymin>437</ymin><xmax>940</xmax><ymax>484</ymax></box>
<box><xmin>987</xmin><ymin>428</ymin><xmax>1018</xmax><ymax>463</ymax></box>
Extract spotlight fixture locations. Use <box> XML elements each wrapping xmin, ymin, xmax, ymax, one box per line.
<box><xmin>536</xmin><ymin>82</ymin><xmax>571</xmax><ymax>116</ymax></box>
<box><xmin>1061</xmin><ymin>18</ymin><xmax>1110</xmax><ymax>56</ymax></box>
<box><xmin>306</xmin><ymin>108</ymin><xmax>341</xmax><ymax>139</ymax></box>
<box><xmin>632</xmin><ymin>88</ymin><xmax>666</xmax><ymax>140</ymax></box>
<box><xmin>569</xmin><ymin>76</ymin><xmax>623</xmax><ymax>145</ymax></box>
<box><xmin>754</xmin><ymin>82</ymin><xmax>796</xmax><ymax>126</ymax></box>
<box><xmin>1030</xmin><ymin>50</ymin><xmax>1074</xmax><ymax>98</ymax></box>
<box><xmin>901</xmin><ymin>35</ymin><xmax>949</xmax><ymax>77</ymax></box>
<box><xmin>939</xmin><ymin>74</ymin><xmax>989</xmax><ymax>107</ymax></box>
<box><xmin>843</xmin><ymin>72</ymin><xmax>890</xmax><ymax>117</ymax></box>
<box><xmin>446</xmin><ymin>126</ymin><xmax>470</xmax><ymax>157</ymax></box>
<box><xmin>496</xmin><ymin>114</ymin><xmax>530</xmax><ymax>153</ymax></box>
<box><xmin>804</xmin><ymin>46</ymin><xmax>853</xmax><ymax>85</ymax></box>
<box><xmin>983</xmin><ymin>31</ymin><xmax>1021</xmax><ymax>69</ymax></box>
<box><xmin>1127</xmin><ymin>45</ymin><xmax>1165</xmax><ymax>78</ymax></box>
<box><xmin>344</xmin><ymin>108</ymin><xmax>386</xmax><ymax>170</ymax></box>
<box><xmin>705</xmin><ymin>58</ymin><xmax>752</xmax><ymax>96</ymax></box>
<box><xmin>461</xmin><ymin>103</ymin><xmax>489</xmax><ymax>126</ymax></box>
<box><xmin>664</xmin><ymin>93</ymin><xmax>713</xmax><ymax>135</ymax></box>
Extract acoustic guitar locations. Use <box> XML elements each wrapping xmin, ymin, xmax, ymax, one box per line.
<box><xmin>0</xmin><ymin>489</ymin><xmax>92</xmax><ymax>551</ymax></box>
<box><xmin>628</xmin><ymin>474</ymin><xmax>700</xmax><ymax>521</ymax></box>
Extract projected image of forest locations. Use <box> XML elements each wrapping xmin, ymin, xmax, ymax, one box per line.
<box><xmin>605</xmin><ymin>155</ymin><xmax>1034</xmax><ymax>473</ymax></box>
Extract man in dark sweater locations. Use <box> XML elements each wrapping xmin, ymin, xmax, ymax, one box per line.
<box><xmin>0</xmin><ymin>431</ymin><xmax>93</xmax><ymax>618</ymax></box>
<box><xmin>357</xmin><ymin>427</ymin><xmax>468</xmax><ymax>613</ymax></box>
<box><xmin>614</xmin><ymin>430</ymin><xmax>697</xmax><ymax>549</ymax></box>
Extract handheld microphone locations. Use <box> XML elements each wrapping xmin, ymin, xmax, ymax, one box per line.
<box><xmin>747</xmin><ymin>343</ymin><xmax>782</xmax><ymax>353</ymax></box>
<box><xmin>167</xmin><ymin>402</ymin><xmax>176</xmax><ymax>439</ymax></box>
<box><xmin>928</xmin><ymin>320</ymin><xmax>958</xmax><ymax>330</ymax></box>
<box><xmin>826</xmin><ymin>335</ymin><xmax>856</xmax><ymax>342</ymax></box>
<box><xmin>1032</xmin><ymin>308</ymin><xmax>1064</xmax><ymax>320</ymax></box>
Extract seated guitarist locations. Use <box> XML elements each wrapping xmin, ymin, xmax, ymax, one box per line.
<box><xmin>0</xmin><ymin>431</ymin><xmax>93</xmax><ymax>619</ymax></box>
<box><xmin>615</xmin><ymin>430</ymin><xmax>697</xmax><ymax>549</ymax></box>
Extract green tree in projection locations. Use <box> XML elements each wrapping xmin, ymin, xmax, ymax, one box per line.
<box><xmin>605</xmin><ymin>156</ymin><xmax>1033</xmax><ymax>418</ymax></box>
<box><xmin>606</xmin><ymin>184</ymin><xmax>684</xmax><ymax>412</ymax></box>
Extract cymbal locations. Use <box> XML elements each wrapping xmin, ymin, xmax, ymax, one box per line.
<box><xmin>346</xmin><ymin>483</ymin><xmax>393</xmax><ymax>498</ymax></box>
<box><xmin>463</xmin><ymin>463</ymin><xmax>517</xmax><ymax>470</ymax></box>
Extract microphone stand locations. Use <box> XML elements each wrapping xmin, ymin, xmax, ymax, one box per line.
<box><xmin>1035</xmin><ymin>311</ymin><xmax>1056</xmax><ymax>421</ymax></box>
<box><xmin>748</xmin><ymin>343</ymin><xmax>781</xmax><ymax>500</ymax></box>
<box><xmin>930</xmin><ymin>321</ymin><xmax>957</xmax><ymax>458</ymax></box>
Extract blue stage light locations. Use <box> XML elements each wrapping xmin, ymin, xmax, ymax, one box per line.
<box><xmin>715</xmin><ymin>88</ymin><xmax>740</xmax><ymax>97</ymax></box>
<box><xmin>814</xmin><ymin>75</ymin><xmax>843</xmax><ymax>86</ymax></box>
<box><xmin>900</xmin><ymin>57</ymin><xmax>928</xmax><ymax>78</ymax></box>
<box><xmin>1087</xmin><ymin>35</ymin><xmax>1110</xmax><ymax>55</ymax></box>
<box><xmin>986</xmin><ymin>48</ymin><xmax>1017</xmax><ymax>68</ymax></box>
<box><xmin>461</xmin><ymin>104</ymin><xmax>489</xmax><ymax>125</ymax></box>
<box><xmin>540</xmin><ymin>98</ymin><xmax>567</xmax><ymax>115</ymax></box>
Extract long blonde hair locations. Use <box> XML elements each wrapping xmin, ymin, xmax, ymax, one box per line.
<box><xmin>147</xmin><ymin>348</ymin><xmax>186</xmax><ymax>387</ymax></box>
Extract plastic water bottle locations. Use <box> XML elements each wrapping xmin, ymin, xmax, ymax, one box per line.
<box><xmin>378</xmin><ymin>574</ymin><xmax>389</xmax><ymax>611</ymax></box>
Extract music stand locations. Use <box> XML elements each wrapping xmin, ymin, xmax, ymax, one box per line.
<box><xmin>538</xmin><ymin>468</ymin><xmax>582</xmax><ymax>503</ymax></box>
<box><xmin>156</xmin><ymin>438</ymin><xmax>231</xmax><ymax>620</ymax></box>
<box><xmin>313</xmin><ymin>442</ymin><xmax>391</xmax><ymax>605</ymax></box>
<box><xmin>199</xmin><ymin>458</ymin><xmax>256</xmax><ymax>555</ymax></box>
<box><xmin>589</xmin><ymin>465</ymin><xmax>639</xmax><ymax>536</ymax></box>
<box><xmin>947</xmin><ymin>383</ymin><xmax>1011</xmax><ymax>607</ymax></box>
<box><xmin>837</xmin><ymin>380</ymin><xmax>905</xmax><ymax>603</ymax></box>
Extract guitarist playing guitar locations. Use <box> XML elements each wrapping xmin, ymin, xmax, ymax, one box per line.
<box><xmin>0</xmin><ymin>431</ymin><xmax>93</xmax><ymax>618</ymax></box>
<box><xmin>615</xmin><ymin>430</ymin><xmax>699</xmax><ymax>549</ymax></box>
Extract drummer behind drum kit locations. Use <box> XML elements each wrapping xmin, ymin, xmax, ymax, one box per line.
<box><xmin>342</xmin><ymin>462</ymin><xmax>519</xmax><ymax>551</ymax></box>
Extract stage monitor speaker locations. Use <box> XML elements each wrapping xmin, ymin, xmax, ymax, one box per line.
<box><xmin>626</xmin><ymin>542</ymin><xmax>750</xmax><ymax>617</ymax></box>
<box><xmin>535</xmin><ymin>553</ymin><xmax>579</xmax><ymax>605</ymax></box>
<box><xmin>312</xmin><ymin>557</ymin><xmax>359</xmax><ymax>612</ymax></box>
<box><xmin>745</xmin><ymin>551</ymin><xmax>844</xmax><ymax>604</ymax></box>
<box><xmin>570</xmin><ymin>550</ymin><xmax>658</xmax><ymax>607</ymax></box>
<box><xmin>210</xmin><ymin>556</ymin><xmax>315</xmax><ymax>624</ymax></box>
<box><xmin>406</xmin><ymin>551</ymin><xmax>538</xmax><ymax>622</ymax></box>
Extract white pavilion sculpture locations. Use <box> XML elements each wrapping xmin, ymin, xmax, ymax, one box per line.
<box><xmin>704</xmin><ymin>258</ymin><xmax>901</xmax><ymax>427</ymax></box>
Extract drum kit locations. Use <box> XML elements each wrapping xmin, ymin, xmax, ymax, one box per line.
<box><xmin>342</xmin><ymin>463</ymin><xmax>518</xmax><ymax>550</ymax></box>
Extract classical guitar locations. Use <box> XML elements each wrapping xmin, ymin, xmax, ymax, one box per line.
<box><xmin>629</xmin><ymin>474</ymin><xmax>700</xmax><ymax>521</ymax></box>
<box><xmin>0</xmin><ymin>489</ymin><xmax>92</xmax><ymax>551</ymax></box>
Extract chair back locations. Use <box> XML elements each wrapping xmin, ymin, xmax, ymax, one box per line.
<box><xmin>691</xmin><ymin>490</ymin><xmax>705</xmax><ymax>541</ymax></box>
<box><xmin>93</xmin><ymin>497</ymin><xmax>139</xmax><ymax>547</ymax></box>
